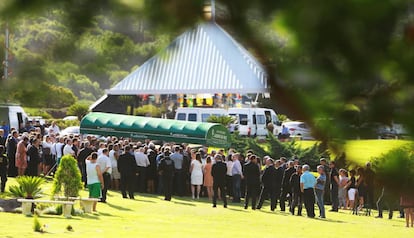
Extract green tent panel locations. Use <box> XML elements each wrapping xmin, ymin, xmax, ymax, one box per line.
<box><xmin>80</xmin><ymin>112</ymin><xmax>231</xmax><ymax>148</ymax></box>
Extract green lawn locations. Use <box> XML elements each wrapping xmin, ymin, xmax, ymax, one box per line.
<box><xmin>295</xmin><ymin>139</ymin><xmax>412</xmax><ymax>165</ymax></box>
<box><xmin>0</xmin><ymin>178</ymin><xmax>413</xmax><ymax>237</ymax></box>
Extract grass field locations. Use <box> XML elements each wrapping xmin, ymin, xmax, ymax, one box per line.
<box><xmin>0</xmin><ymin>178</ymin><xmax>413</xmax><ymax>237</ymax></box>
<box><xmin>295</xmin><ymin>139</ymin><xmax>412</xmax><ymax>165</ymax></box>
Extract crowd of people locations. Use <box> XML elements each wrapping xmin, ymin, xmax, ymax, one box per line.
<box><xmin>0</xmin><ymin>123</ymin><xmax>413</xmax><ymax>227</ymax></box>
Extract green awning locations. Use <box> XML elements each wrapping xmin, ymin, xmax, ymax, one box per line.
<box><xmin>80</xmin><ymin>112</ymin><xmax>231</xmax><ymax>148</ymax></box>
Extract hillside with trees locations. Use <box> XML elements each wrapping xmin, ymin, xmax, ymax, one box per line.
<box><xmin>0</xmin><ymin>8</ymin><xmax>169</xmax><ymax>109</ymax></box>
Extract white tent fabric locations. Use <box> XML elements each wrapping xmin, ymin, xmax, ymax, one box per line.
<box><xmin>106</xmin><ymin>22</ymin><xmax>268</xmax><ymax>95</ymax></box>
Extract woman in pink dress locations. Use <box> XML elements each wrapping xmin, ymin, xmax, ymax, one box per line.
<box><xmin>15</xmin><ymin>137</ymin><xmax>29</xmax><ymax>176</ymax></box>
<box><xmin>203</xmin><ymin>156</ymin><xmax>214</xmax><ymax>200</ymax></box>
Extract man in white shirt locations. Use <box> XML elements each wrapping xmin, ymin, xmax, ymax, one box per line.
<box><xmin>97</xmin><ymin>148</ymin><xmax>112</xmax><ymax>202</ymax></box>
<box><xmin>48</xmin><ymin>121</ymin><xmax>60</xmax><ymax>134</ymax></box>
<box><xmin>135</xmin><ymin>147</ymin><xmax>149</xmax><ymax>193</ymax></box>
<box><xmin>55</xmin><ymin>137</ymin><xmax>65</xmax><ymax>165</ymax></box>
<box><xmin>63</xmin><ymin>138</ymin><xmax>75</xmax><ymax>156</ymax></box>
<box><xmin>109</xmin><ymin>144</ymin><xmax>120</xmax><ymax>190</ymax></box>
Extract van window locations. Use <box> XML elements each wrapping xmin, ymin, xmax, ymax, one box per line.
<box><xmin>201</xmin><ymin>113</ymin><xmax>211</xmax><ymax>122</ymax></box>
<box><xmin>177</xmin><ymin>113</ymin><xmax>186</xmax><ymax>121</ymax></box>
<box><xmin>256</xmin><ymin>115</ymin><xmax>266</xmax><ymax>125</ymax></box>
<box><xmin>239</xmin><ymin>114</ymin><xmax>248</xmax><ymax>125</ymax></box>
<box><xmin>188</xmin><ymin>113</ymin><xmax>197</xmax><ymax>122</ymax></box>
<box><xmin>264</xmin><ymin>111</ymin><xmax>272</xmax><ymax>125</ymax></box>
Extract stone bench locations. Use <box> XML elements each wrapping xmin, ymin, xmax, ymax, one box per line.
<box><xmin>17</xmin><ymin>199</ymin><xmax>75</xmax><ymax>218</ymax></box>
<box><xmin>54</xmin><ymin>196</ymin><xmax>100</xmax><ymax>213</ymax></box>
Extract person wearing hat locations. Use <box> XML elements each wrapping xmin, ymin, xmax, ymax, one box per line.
<box><xmin>257</xmin><ymin>157</ymin><xmax>278</xmax><ymax>211</ymax></box>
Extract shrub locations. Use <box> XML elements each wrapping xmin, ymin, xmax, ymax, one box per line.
<box><xmin>372</xmin><ymin>146</ymin><xmax>414</xmax><ymax>196</ymax></box>
<box><xmin>230</xmin><ymin>133</ymin><xmax>329</xmax><ymax>171</ymax></box>
<box><xmin>52</xmin><ymin>155</ymin><xmax>83</xmax><ymax>198</ymax></box>
<box><xmin>134</xmin><ymin>104</ymin><xmax>165</xmax><ymax>117</ymax></box>
<box><xmin>8</xmin><ymin>176</ymin><xmax>45</xmax><ymax>199</ymax></box>
<box><xmin>207</xmin><ymin>115</ymin><xmax>235</xmax><ymax>127</ymax></box>
<box><xmin>54</xmin><ymin>119</ymin><xmax>80</xmax><ymax>129</ymax></box>
<box><xmin>67</xmin><ymin>102</ymin><xmax>90</xmax><ymax>120</ymax></box>
<box><xmin>33</xmin><ymin>215</ymin><xmax>43</xmax><ymax>232</ymax></box>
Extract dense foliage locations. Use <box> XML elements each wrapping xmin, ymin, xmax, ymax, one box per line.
<box><xmin>0</xmin><ymin>8</ymin><xmax>169</xmax><ymax>109</ymax></box>
<box><xmin>8</xmin><ymin>176</ymin><xmax>45</xmax><ymax>199</ymax></box>
<box><xmin>52</xmin><ymin>155</ymin><xmax>83</xmax><ymax>198</ymax></box>
<box><xmin>372</xmin><ymin>147</ymin><xmax>414</xmax><ymax>196</ymax></box>
<box><xmin>230</xmin><ymin>133</ymin><xmax>330</xmax><ymax>170</ymax></box>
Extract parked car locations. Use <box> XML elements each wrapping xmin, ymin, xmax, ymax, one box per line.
<box><xmin>281</xmin><ymin>121</ymin><xmax>313</xmax><ymax>140</ymax></box>
<box><xmin>59</xmin><ymin>126</ymin><xmax>80</xmax><ymax>136</ymax></box>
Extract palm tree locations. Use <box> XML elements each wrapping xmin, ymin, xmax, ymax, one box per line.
<box><xmin>9</xmin><ymin>176</ymin><xmax>45</xmax><ymax>199</ymax></box>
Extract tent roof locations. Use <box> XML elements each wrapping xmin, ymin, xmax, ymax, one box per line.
<box><xmin>80</xmin><ymin>112</ymin><xmax>231</xmax><ymax>148</ymax></box>
<box><xmin>106</xmin><ymin>22</ymin><xmax>268</xmax><ymax>95</ymax></box>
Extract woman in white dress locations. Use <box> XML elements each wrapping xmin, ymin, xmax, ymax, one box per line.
<box><xmin>190</xmin><ymin>152</ymin><xmax>203</xmax><ymax>199</ymax></box>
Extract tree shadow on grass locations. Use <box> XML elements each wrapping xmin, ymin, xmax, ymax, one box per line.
<box><xmin>106</xmin><ymin>202</ymin><xmax>134</xmax><ymax>211</ymax></box>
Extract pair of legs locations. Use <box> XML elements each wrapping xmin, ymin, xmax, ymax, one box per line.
<box><xmin>280</xmin><ymin>187</ymin><xmax>292</xmax><ymax>211</ymax></box>
<box><xmin>404</xmin><ymin>208</ymin><xmax>414</xmax><ymax>227</ymax></box>
<box><xmin>315</xmin><ymin>189</ymin><xmax>325</xmax><ymax>218</ymax></box>
<box><xmin>17</xmin><ymin>167</ymin><xmax>26</xmax><ymax>176</ymax></box>
<box><xmin>257</xmin><ymin>186</ymin><xmax>277</xmax><ymax>211</ymax></box>
<box><xmin>212</xmin><ymin>183</ymin><xmax>227</xmax><ymax>207</ymax></box>
<box><xmin>205</xmin><ymin>186</ymin><xmax>213</xmax><ymax>200</ymax></box>
<box><xmin>191</xmin><ymin>184</ymin><xmax>201</xmax><ymax>199</ymax></box>
<box><xmin>348</xmin><ymin>188</ymin><xmax>357</xmax><ymax>211</ymax></box>
<box><xmin>290</xmin><ymin>191</ymin><xmax>303</xmax><ymax>215</ymax></box>
<box><xmin>232</xmin><ymin>174</ymin><xmax>241</xmax><ymax>202</ymax></box>
<box><xmin>303</xmin><ymin>188</ymin><xmax>315</xmax><ymax>218</ymax></box>
<box><xmin>244</xmin><ymin>186</ymin><xmax>259</xmax><ymax>209</ymax></box>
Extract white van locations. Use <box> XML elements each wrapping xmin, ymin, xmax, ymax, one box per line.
<box><xmin>228</xmin><ymin>108</ymin><xmax>280</xmax><ymax>137</ymax></box>
<box><xmin>175</xmin><ymin>108</ymin><xmax>227</xmax><ymax>123</ymax></box>
<box><xmin>0</xmin><ymin>104</ymin><xmax>29</xmax><ymax>133</ymax></box>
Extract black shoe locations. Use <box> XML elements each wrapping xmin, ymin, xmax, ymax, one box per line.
<box><xmin>212</xmin><ymin>205</ymin><xmax>217</xmax><ymax>208</ymax></box>
<box><xmin>123</xmin><ymin>196</ymin><xmax>128</xmax><ymax>199</ymax></box>
<box><xmin>224</xmin><ymin>205</ymin><xmax>227</xmax><ymax>208</ymax></box>
<box><xmin>375</xmin><ymin>216</ymin><xmax>383</xmax><ymax>219</ymax></box>
<box><xmin>329</xmin><ymin>209</ymin><xmax>338</xmax><ymax>212</ymax></box>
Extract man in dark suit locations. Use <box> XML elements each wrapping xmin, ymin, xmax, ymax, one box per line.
<box><xmin>158</xmin><ymin>152</ymin><xmax>175</xmax><ymax>201</ymax></box>
<box><xmin>211</xmin><ymin>154</ymin><xmax>227</xmax><ymax>208</ymax></box>
<box><xmin>6</xmin><ymin>131</ymin><xmax>18</xmax><ymax>177</ymax></box>
<box><xmin>257</xmin><ymin>157</ymin><xmax>278</xmax><ymax>211</ymax></box>
<box><xmin>243</xmin><ymin>155</ymin><xmax>261</xmax><ymax>210</ymax></box>
<box><xmin>77</xmin><ymin>141</ymin><xmax>93</xmax><ymax>186</ymax></box>
<box><xmin>118</xmin><ymin>146</ymin><xmax>137</xmax><ymax>199</ymax></box>
<box><xmin>280</xmin><ymin>161</ymin><xmax>296</xmax><ymax>211</ymax></box>
<box><xmin>274</xmin><ymin>160</ymin><xmax>285</xmax><ymax>209</ymax></box>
